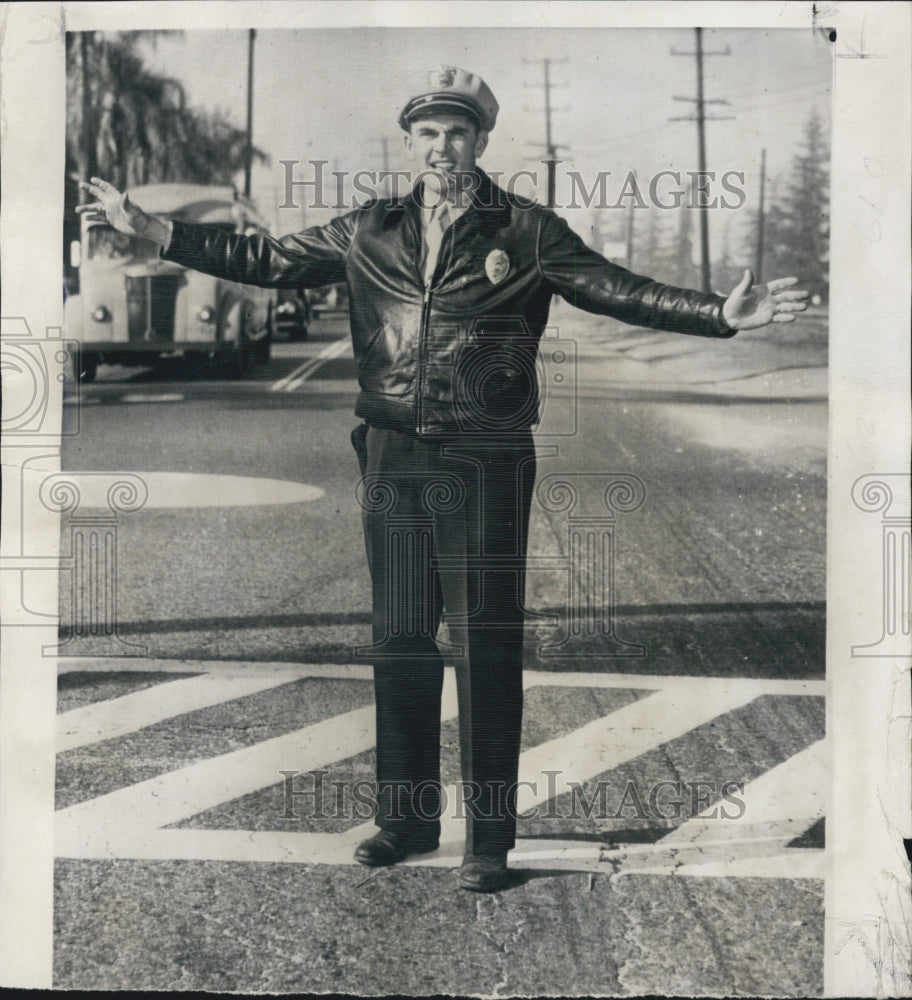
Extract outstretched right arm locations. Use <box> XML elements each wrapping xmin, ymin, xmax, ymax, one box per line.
<box><xmin>77</xmin><ymin>177</ymin><xmax>352</xmax><ymax>290</ymax></box>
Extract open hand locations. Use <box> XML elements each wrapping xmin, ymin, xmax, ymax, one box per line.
<box><xmin>76</xmin><ymin>177</ymin><xmax>170</xmax><ymax>245</ymax></box>
<box><xmin>722</xmin><ymin>269</ymin><xmax>810</xmax><ymax>331</ymax></box>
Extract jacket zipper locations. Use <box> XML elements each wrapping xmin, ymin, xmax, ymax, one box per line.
<box><xmin>416</xmin><ymin>279</ymin><xmax>432</xmax><ymax>434</ymax></box>
<box><xmin>414</xmin><ymin>213</ymin><xmax>456</xmax><ymax>435</ymax></box>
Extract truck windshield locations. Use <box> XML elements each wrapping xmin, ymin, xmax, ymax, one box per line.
<box><xmin>87</xmin><ymin>225</ymin><xmax>158</xmax><ymax>262</ymax></box>
<box><xmin>87</xmin><ymin>220</ymin><xmax>241</xmax><ymax>262</ymax></box>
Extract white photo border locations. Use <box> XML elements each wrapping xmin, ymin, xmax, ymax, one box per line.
<box><xmin>1</xmin><ymin>2</ymin><xmax>909</xmax><ymax>994</ymax></box>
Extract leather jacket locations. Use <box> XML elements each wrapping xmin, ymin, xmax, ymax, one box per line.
<box><xmin>163</xmin><ymin>170</ymin><xmax>736</xmax><ymax>436</ymax></box>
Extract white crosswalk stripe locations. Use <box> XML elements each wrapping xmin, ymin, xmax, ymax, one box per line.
<box><xmin>57</xmin><ymin>673</ymin><xmax>299</xmax><ymax>752</ymax></box>
<box><xmin>56</xmin><ymin>660</ymin><xmax>825</xmax><ymax>878</ymax></box>
<box><xmin>270</xmin><ymin>337</ymin><xmax>351</xmax><ymax>392</ymax></box>
<box><xmin>597</xmin><ymin>738</ymin><xmax>827</xmax><ymax>879</ymax></box>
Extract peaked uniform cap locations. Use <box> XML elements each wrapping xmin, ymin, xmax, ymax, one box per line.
<box><xmin>398</xmin><ymin>65</ymin><xmax>499</xmax><ymax>132</ymax></box>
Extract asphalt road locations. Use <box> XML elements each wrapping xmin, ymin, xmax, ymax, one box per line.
<box><xmin>53</xmin><ymin>304</ymin><xmax>828</xmax><ymax>994</ymax></box>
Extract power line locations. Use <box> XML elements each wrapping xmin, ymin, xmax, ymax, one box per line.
<box><xmin>720</xmin><ymin>75</ymin><xmax>832</xmax><ymax>106</ymax></box>
<box><xmin>546</xmin><ymin>77</ymin><xmax>831</xmax><ymax>159</ymax></box>
<box><xmin>670</xmin><ymin>27</ymin><xmax>732</xmax><ymax>292</ymax></box>
<box><xmin>733</xmin><ymin>92</ymin><xmax>831</xmax><ymax>116</ymax></box>
<box><xmin>568</xmin><ymin>90</ymin><xmax>829</xmax><ymax>156</ymax></box>
<box><xmin>523</xmin><ymin>57</ymin><xmax>570</xmax><ymax>208</ymax></box>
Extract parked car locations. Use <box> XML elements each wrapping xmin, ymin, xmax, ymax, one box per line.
<box><xmin>64</xmin><ymin>183</ymin><xmax>276</xmax><ymax>380</ymax></box>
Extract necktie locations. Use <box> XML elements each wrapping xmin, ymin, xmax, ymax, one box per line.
<box><xmin>423</xmin><ymin>201</ymin><xmax>451</xmax><ymax>284</ymax></box>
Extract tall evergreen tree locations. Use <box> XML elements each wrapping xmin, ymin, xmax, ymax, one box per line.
<box><xmin>760</xmin><ymin>110</ymin><xmax>830</xmax><ymax>302</ymax></box>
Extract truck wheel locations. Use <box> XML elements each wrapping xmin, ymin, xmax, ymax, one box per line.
<box><xmin>226</xmin><ymin>343</ymin><xmax>256</xmax><ymax>379</ymax></box>
<box><xmin>79</xmin><ymin>352</ymin><xmax>98</xmax><ymax>383</ymax></box>
<box><xmin>254</xmin><ymin>305</ymin><xmax>274</xmax><ymax>364</ymax></box>
<box><xmin>221</xmin><ymin>301</ymin><xmax>254</xmax><ymax>379</ymax></box>
<box><xmin>253</xmin><ymin>333</ymin><xmax>271</xmax><ymax>365</ymax></box>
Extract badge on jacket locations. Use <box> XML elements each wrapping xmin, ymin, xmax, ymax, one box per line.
<box><xmin>485</xmin><ymin>249</ymin><xmax>510</xmax><ymax>285</ymax></box>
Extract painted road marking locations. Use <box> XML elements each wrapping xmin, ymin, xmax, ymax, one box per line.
<box><xmin>589</xmin><ymin>738</ymin><xmax>827</xmax><ymax>880</ymax></box>
<box><xmin>28</xmin><ymin>471</ymin><xmax>324</xmax><ymax>509</ymax></box>
<box><xmin>58</xmin><ymin>673</ymin><xmax>300</xmax><ymax>753</ymax></box>
<box><xmin>270</xmin><ymin>337</ymin><xmax>352</xmax><ymax>392</ymax></box>
<box><xmin>341</xmin><ymin>681</ymin><xmax>763</xmax><ymax>854</ymax></box>
<box><xmin>55</xmin><ymin>661</ymin><xmax>824</xmax><ymax>878</ymax></box>
<box><xmin>120</xmin><ymin>393</ymin><xmax>186</xmax><ymax>403</ymax></box>
<box><xmin>52</xmin><ymin>827</ymin><xmax>824</xmax><ymax>880</ymax></box>
<box><xmin>57</xmin><ymin>706</ymin><xmax>379</xmax><ymax>835</ymax></box>
<box><xmin>55</xmin><ymin>657</ymin><xmax>827</xmax><ymax>697</ymax></box>
<box><xmin>660</xmin><ymin>738</ymin><xmax>827</xmax><ymax>847</ymax></box>
<box><xmin>56</xmin><ymin>672</ymin><xmax>457</xmax><ymax>848</ymax></box>
<box><xmin>56</xmin><ymin>658</ymin><xmax>375</xmax><ymax>677</ymax></box>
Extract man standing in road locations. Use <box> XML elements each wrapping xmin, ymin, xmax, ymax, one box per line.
<box><xmin>79</xmin><ymin>64</ymin><xmax>808</xmax><ymax>892</ymax></box>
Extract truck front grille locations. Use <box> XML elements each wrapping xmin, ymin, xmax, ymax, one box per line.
<box><xmin>125</xmin><ymin>275</ymin><xmax>180</xmax><ymax>342</ymax></box>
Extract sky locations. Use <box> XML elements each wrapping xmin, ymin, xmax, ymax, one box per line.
<box><xmin>137</xmin><ymin>25</ymin><xmax>832</xmax><ymax>267</ymax></box>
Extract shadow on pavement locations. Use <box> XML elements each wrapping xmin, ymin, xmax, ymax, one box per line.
<box><xmin>526</xmin><ymin>600</ymin><xmax>825</xmax><ymax>678</ymax></box>
<box><xmin>58</xmin><ymin>601</ymin><xmax>825</xmax><ymax>680</ymax></box>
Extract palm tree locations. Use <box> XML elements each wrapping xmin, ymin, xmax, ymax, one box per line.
<box><xmin>66</xmin><ymin>31</ymin><xmax>267</xmax><ymax>190</ymax></box>
<box><xmin>64</xmin><ymin>31</ymin><xmax>269</xmax><ymax>294</ymax></box>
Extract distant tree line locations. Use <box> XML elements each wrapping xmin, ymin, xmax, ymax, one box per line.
<box><xmin>757</xmin><ymin>110</ymin><xmax>829</xmax><ymax>303</ymax></box>
<box><xmin>595</xmin><ymin>110</ymin><xmax>829</xmax><ymax>304</ymax></box>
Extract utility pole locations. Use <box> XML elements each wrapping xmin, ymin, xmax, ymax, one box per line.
<box><xmin>373</xmin><ymin>137</ymin><xmax>391</xmax><ymax>172</ymax></box>
<box><xmin>670</xmin><ymin>28</ymin><xmax>732</xmax><ymax>292</ymax></box>
<box><xmin>754</xmin><ymin>148</ymin><xmax>767</xmax><ymax>283</ymax></box>
<box><xmin>591</xmin><ymin>211</ymin><xmax>603</xmax><ymax>257</ymax></box>
<box><xmin>372</xmin><ymin>137</ymin><xmax>392</xmax><ymax>198</ymax></box>
<box><xmin>626</xmin><ymin>170</ymin><xmax>637</xmax><ymax>270</ymax></box>
<box><xmin>78</xmin><ymin>33</ymin><xmax>98</xmax><ymax>187</ymax></box>
<box><xmin>332</xmin><ymin>157</ymin><xmax>344</xmax><ymax>215</ymax></box>
<box><xmin>243</xmin><ymin>28</ymin><xmax>256</xmax><ymax>199</ymax></box>
<box><xmin>524</xmin><ymin>57</ymin><xmax>569</xmax><ymax>208</ymax></box>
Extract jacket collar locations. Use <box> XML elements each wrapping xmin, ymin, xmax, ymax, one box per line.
<box><xmin>381</xmin><ymin>169</ymin><xmax>512</xmax><ymax>230</ymax></box>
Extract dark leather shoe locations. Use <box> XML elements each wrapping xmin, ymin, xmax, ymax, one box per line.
<box><xmin>459</xmin><ymin>853</ymin><xmax>510</xmax><ymax>892</ymax></box>
<box><xmin>354</xmin><ymin>829</ymin><xmax>439</xmax><ymax>867</ymax></box>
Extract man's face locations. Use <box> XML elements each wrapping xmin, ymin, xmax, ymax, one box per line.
<box><xmin>404</xmin><ymin>113</ymin><xmax>488</xmax><ymax>178</ymax></box>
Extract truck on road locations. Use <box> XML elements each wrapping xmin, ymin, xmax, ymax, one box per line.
<box><xmin>65</xmin><ymin>183</ymin><xmax>276</xmax><ymax>381</ymax></box>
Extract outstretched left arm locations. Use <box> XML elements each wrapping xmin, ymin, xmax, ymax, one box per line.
<box><xmin>722</xmin><ymin>269</ymin><xmax>810</xmax><ymax>331</ymax></box>
<box><xmin>537</xmin><ymin>210</ymin><xmax>809</xmax><ymax>339</ymax></box>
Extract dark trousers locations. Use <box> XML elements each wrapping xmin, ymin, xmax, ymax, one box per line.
<box><xmin>352</xmin><ymin>423</ymin><xmax>536</xmax><ymax>856</ymax></box>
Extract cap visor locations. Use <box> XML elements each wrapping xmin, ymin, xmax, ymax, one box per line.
<box><xmin>401</xmin><ymin>95</ymin><xmax>483</xmax><ymax>129</ymax></box>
